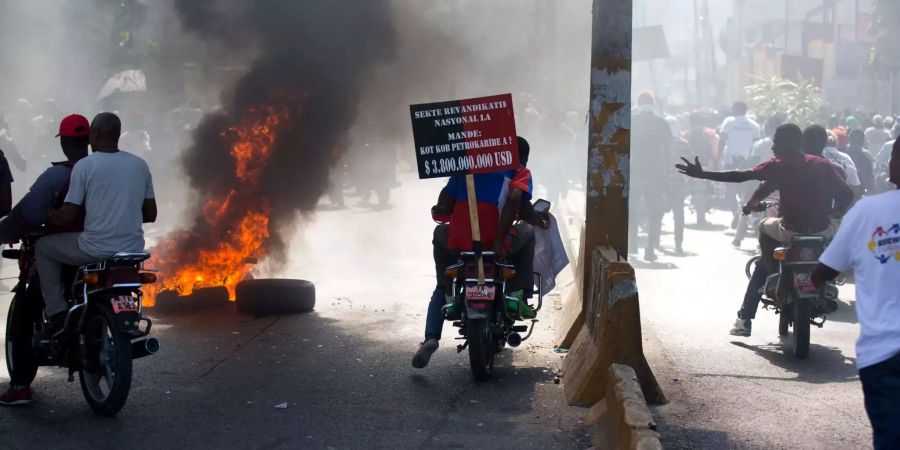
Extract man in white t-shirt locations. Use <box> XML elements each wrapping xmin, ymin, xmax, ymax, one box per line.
<box><xmin>813</xmin><ymin>139</ymin><xmax>900</xmax><ymax>449</ymax></box>
<box><xmin>718</xmin><ymin>102</ymin><xmax>761</xmax><ymax>224</ymax></box>
<box><xmin>35</xmin><ymin>112</ymin><xmax>157</xmax><ymax>336</ymax></box>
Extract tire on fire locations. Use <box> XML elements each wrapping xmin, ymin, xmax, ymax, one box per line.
<box><xmin>235</xmin><ymin>279</ymin><xmax>315</xmax><ymax>315</ymax></box>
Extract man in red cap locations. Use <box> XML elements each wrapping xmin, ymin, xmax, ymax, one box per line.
<box><xmin>0</xmin><ymin>113</ymin><xmax>89</xmax><ymax>406</ymax></box>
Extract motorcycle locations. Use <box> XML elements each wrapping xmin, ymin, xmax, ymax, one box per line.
<box><xmin>755</xmin><ymin>225</ymin><xmax>839</xmax><ymax>359</ymax></box>
<box><xmin>4</xmin><ymin>233</ymin><xmax>159</xmax><ymax>416</ymax></box>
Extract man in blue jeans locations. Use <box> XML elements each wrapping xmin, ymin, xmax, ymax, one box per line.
<box><xmin>813</xmin><ymin>139</ymin><xmax>900</xmax><ymax>450</ymax></box>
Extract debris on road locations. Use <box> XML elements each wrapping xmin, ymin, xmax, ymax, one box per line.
<box><xmin>274</xmin><ymin>402</ymin><xmax>288</xmax><ymax>409</ymax></box>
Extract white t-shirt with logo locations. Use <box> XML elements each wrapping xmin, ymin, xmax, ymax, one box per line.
<box><xmin>719</xmin><ymin>115</ymin><xmax>761</xmax><ymax>163</ymax></box>
<box><xmin>65</xmin><ymin>150</ymin><xmax>155</xmax><ymax>258</ymax></box>
<box><xmin>820</xmin><ymin>190</ymin><xmax>900</xmax><ymax>369</ymax></box>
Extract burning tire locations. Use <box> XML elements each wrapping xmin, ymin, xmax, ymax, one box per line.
<box><xmin>235</xmin><ymin>279</ymin><xmax>315</xmax><ymax>315</ymax></box>
<box><xmin>153</xmin><ymin>286</ymin><xmax>231</xmax><ymax>314</ymax></box>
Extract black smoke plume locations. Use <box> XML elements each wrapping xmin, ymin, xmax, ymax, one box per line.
<box><xmin>168</xmin><ymin>0</ymin><xmax>395</xmax><ymax>263</ymax></box>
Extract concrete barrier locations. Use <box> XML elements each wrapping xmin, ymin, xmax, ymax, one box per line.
<box><xmin>607</xmin><ymin>364</ymin><xmax>661</xmax><ymax>449</ymax></box>
<box><xmin>562</xmin><ymin>247</ymin><xmax>666</xmax><ymax>406</ymax></box>
<box><xmin>586</xmin><ymin>364</ymin><xmax>662</xmax><ymax>449</ymax></box>
<box><xmin>556</xmin><ymin>224</ymin><xmax>586</xmax><ymax>350</ymax></box>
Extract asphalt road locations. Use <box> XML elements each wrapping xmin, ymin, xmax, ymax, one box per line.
<box><xmin>0</xmin><ymin>174</ymin><xmax>589</xmax><ymax>449</ymax></box>
<box><xmin>630</xmin><ymin>208</ymin><xmax>872</xmax><ymax>449</ymax></box>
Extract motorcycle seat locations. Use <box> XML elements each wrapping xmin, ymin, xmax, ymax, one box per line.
<box><xmin>104</xmin><ymin>252</ymin><xmax>151</xmax><ymax>266</ymax></box>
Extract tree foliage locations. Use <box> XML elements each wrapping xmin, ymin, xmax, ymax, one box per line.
<box><xmin>744</xmin><ymin>75</ymin><xmax>823</xmax><ymax>127</ymax></box>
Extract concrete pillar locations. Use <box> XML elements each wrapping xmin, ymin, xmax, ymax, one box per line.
<box><xmin>583</xmin><ymin>0</ymin><xmax>633</xmax><ymax>302</ymax></box>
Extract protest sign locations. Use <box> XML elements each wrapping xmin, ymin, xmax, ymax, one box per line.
<box><xmin>409</xmin><ymin>93</ymin><xmax>519</xmax><ymax>179</ymax></box>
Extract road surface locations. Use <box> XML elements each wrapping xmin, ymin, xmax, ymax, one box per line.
<box><xmin>0</xmin><ymin>173</ymin><xmax>589</xmax><ymax>449</ymax></box>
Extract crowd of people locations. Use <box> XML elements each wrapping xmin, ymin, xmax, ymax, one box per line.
<box><xmin>627</xmin><ymin>93</ymin><xmax>899</xmax><ymax>449</ymax></box>
<box><xmin>631</xmin><ymin>93</ymin><xmax>900</xmax><ymax>261</ymax></box>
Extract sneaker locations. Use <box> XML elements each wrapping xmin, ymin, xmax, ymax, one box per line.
<box><xmin>41</xmin><ymin>312</ymin><xmax>66</xmax><ymax>340</ymax></box>
<box><xmin>644</xmin><ymin>249</ymin><xmax>658</xmax><ymax>262</ymax></box>
<box><xmin>412</xmin><ymin>338</ymin><xmax>439</xmax><ymax>369</ymax></box>
<box><xmin>729</xmin><ymin>318</ymin><xmax>752</xmax><ymax>337</ymax></box>
<box><xmin>0</xmin><ymin>386</ymin><xmax>32</xmax><ymax>406</ymax></box>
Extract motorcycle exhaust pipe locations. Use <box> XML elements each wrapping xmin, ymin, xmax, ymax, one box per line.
<box><xmin>132</xmin><ymin>337</ymin><xmax>160</xmax><ymax>359</ymax></box>
<box><xmin>507</xmin><ymin>332</ymin><xmax>522</xmax><ymax>348</ymax></box>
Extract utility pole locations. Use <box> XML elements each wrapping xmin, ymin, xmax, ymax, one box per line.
<box><xmin>582</xmin><ymin>0</ymin><xmax>632</xmax><ymax>298</ymax></box>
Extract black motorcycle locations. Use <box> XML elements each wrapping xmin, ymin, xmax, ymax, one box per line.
<box><xmin>4</xmin><ymin>233</ymin><xmax>159</xmax><ymax>416</ymax></box>
<box><xmin>442</xmin><ymin>250</ymin><xmax>542</xmax><ymax>381</ymax></box>
<box><xmin>759</xmin><ymin>235</ymin><xmax>839</xmax><ymax>359</ymax></box>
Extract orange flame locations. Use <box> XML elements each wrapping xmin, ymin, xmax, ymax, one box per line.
<box><xmin>146</xmin><ymin>105</ymin><xmax>291</xmax><ymax>306</ymax></box>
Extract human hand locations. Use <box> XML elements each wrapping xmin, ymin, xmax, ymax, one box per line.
<box><xmin>535</xmin><ymin>212</ymin><xmax>550</xmax><ymax>229</ymax></box>
<box><xmin>675</xmin><ymin>156</ymin><xmax>704</xmax><ymax>178</ymax></box>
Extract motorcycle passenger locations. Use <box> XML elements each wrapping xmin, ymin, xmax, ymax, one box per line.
<box><xmin>0</xmin><ymin>114</ymin><xmax>90</xmax><ymax>406</ymax></box>
<box><xmin>412</xmin><ymin>137</ymin><xmax>544</xmax><ymax>369</ymax></box>
<box><xmin>675</xmin><ymin>123</ymin><xmax>853</xmax><ymax>336</ymax></box>
<box><xmin>36</xmin><ymin>112</ymin><xmax>157</xmax><ymax>338</ymax></box>
<box><xmin>0</xmin><ymin>114</ymin><xmax>89</xmax><ymax>244</ymax></box>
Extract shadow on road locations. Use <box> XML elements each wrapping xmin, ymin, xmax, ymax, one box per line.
<box><xmin>827</xmin><ymin>299</ymin><xmax>858</xmax><ymax>324</ymax></box>
<box><xmin>709</xmin><ymin>341</ymin><xmax>859</xmax><ymax>384</ymax></box>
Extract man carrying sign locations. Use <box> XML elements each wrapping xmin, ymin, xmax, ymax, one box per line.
<box><xmin>413</xmin><ymin>137</ymin><xmax>544</xmax><ymax>369</ymax></box>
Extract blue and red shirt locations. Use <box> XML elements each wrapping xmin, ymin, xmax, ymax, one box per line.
<box><xmin>441</xmin><ymin>167</ymin><xmax>533</xmax><ymax>251</ymax></box>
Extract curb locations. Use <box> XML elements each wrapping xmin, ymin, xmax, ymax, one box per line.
<box><xmin>587</xmin><ymin>364</ymin><xmax>662</xmax><ymax>449</ymax></box>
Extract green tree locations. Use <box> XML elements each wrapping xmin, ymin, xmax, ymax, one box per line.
<box><xmin>744</xmin><ymin>74</ymin><xmax>823</xmax><ymax>127</ymax></box>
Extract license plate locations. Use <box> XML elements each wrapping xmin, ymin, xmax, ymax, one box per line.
<box><xmin>465</xmin><ymin>285</ymin><xmax>495</xmax><ymax>301</ymax></box>
<box><xmin>793</xmin><ymin>272</ymin><xmax>816</xmax><ymax>293</ymax></box>
<box><xmin>111</xmin><ymin>295</ymin><xmax>139</xmax><ymax>314</ymax></box>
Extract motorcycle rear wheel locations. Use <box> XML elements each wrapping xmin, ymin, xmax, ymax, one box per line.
<box><xmin>79</xmin><ymin>303</ymin><xmax>133</xmax><ymax>417</ymax></box>
<box><xmin>467</xmin><ymin>319</ymin><xmax>494</xmax><ymax>381</ymax></box>
<box><xmin>791</xmin><ymin>298</ymin><xmax>811</xmax><ymax>359</ymax></box>
<box><xmin>5</xmin><ymin>294</ymin><xmax>40</xmax><ymax>386</ymax></box>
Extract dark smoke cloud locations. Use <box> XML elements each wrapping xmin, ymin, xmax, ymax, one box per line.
<box><xmin>171</xmin><ymin>0</ymin><xmax>395</xmax><ymax>261</ymax></box>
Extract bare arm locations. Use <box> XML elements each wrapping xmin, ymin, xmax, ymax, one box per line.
<box><xmin>676</xmin><ymin>156</ymin><xmax>759</xmax><ymax>183</ymax></box>
<box><xmin>742</xmin><ymin>181</ymin><xmax>777</xmax><ymax>214</ymax></box>
<box><xmin>493</xmin><ymin>188</ymin><xmax>523</xmax><ymax>254</ymax></box>
<box><xmin>142</xmin><ymin>198</ymin><xmax>157</xmax><ymax>223</ymax></box>
<box><xmin>829</xmin><ymin>173</ymin><xmax>854</xmax><ymax>218</ymax></box>
<box><xmin>811</xmin><ymin>263</ymin><xmax>840</xmax><ymax>289</ymax></box>
<box><xmin>48</xmin><ymin>202</ymin><xmax>82</xmax><ymax>227</ymax></box>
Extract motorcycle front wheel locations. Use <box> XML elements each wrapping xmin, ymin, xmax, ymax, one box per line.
<box><xmin>5</xmin><ymin>293</ymin><xmax>40</xmax><ymax>386</ymax></box>
<box><xmin>791</xmin><ymin>297</ymin><xmax>811</xmax><ymax>359</ymax></box>
<box><xmin>79</xmin><ymin>303</ymin><xmax>133</xmax><ymax>417</ymax></box>
<box><xmin>467</xmin><ymin>318</ymin><xmax>494</xmax><ymax>382</ymax></box>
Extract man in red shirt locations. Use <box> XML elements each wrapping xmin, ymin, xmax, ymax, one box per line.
<box><xmin>677</xmin><ymin>123</ymin><xmax>853</xmax><ymax>336</ymax></box>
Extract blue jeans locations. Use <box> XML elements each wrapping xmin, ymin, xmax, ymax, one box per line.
<box><xmin>739</xmin><ymin>261</ymin><xmax>767</xmax><ymax>320</ymax></box>
<box><xmin>859</xmin><ymin>352</ymin><xmax>900</xmax><ymax>450</ymax></box>
<box><xmin>424</xmin><ymin>224</ymin><xmax>536</xmax><ymax>340</ymax></box>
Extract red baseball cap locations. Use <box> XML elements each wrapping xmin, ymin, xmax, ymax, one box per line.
<box><xmin>56</xmin><ymin>114</ymin><xmax>90</xmax><ymax>137</ymax></box>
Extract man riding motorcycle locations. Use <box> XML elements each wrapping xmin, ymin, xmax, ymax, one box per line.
<box><xmin>412</xmin><ymin>137</ymin><xmax>546</xmax><ymax>369</ymax></box>
<box><xmin>676</xmin><ymin>123</ymin><xmax>853</xmax><ymax>336</ymax></box>
<box><xmin>37</xmin><ymin>112</ymin><xmax>157</xmax><ymax>340</ymax></box>
<box><xmin>0</xmin><ymin>114</ymin><xmax>90</xmax><ymax>405</ymax></box>
<box><xmin>0</xmin><ymin>114</ymin><xmax>89</xmax><ymax>245</ymax></box>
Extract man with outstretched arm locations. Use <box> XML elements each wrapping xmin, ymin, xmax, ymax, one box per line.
<box><xmin>676</xmin><ymin>123</ymin><xmax>852</xmax><ymax>336</ymax></box>
<box><xmin>811</xmin><ymin>139</ymin><xmax>900</xmax><ymax>450</ymax></box>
